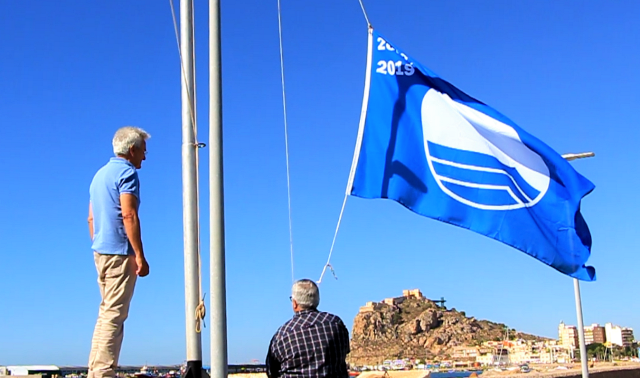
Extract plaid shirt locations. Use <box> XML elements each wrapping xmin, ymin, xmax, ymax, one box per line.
<box><xmin>266</xmin><ymin>309</ymin><xmax>350</xmax><ymax>378</ymax></box>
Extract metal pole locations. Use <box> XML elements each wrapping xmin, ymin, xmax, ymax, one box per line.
<box><xmin>574</xmin><ymin>278</ymin><xmax>589</xmax><ymax>378</ymax></box>
<box><xmin>209</xmin><ymin>1</ymin><xmax>229</xmax><ymax>378</ymax></box>
<box><xmin>180</xmin><ymin>0</ymin><xmax>203</xmax><ymax>376</ymax></box>
<box><xmin>562</xmin><ymin>152</ymin><xmax>595</xmax><ymax>161</ymax></box>
<box><xmin>562</xmin><ymin>152</ymin><xmax>594</xmax><ymax>378</ymax></box>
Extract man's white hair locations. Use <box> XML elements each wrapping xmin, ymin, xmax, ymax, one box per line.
<box><xmin>292</xmin><ymin>279</ymin><xmax>320</xmax><ymax>310</ymax></box>
<box><xmin>113</xmin><ymin>126</ymin><xmax>151</xmax><ymax>156</ymax></box>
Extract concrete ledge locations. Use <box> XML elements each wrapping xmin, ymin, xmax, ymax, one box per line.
<box><xmin>481</xmin><ymin>365</ymin><xmax>640</xmax><ymax>377</ymax></box>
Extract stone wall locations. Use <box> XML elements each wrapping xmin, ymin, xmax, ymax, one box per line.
<box><xmin>558</xmin><ymin>367</ymin><xmax>640</xmax><ymax>378</ymax></box>
<box><xmin>588</xmin><ymin>368</ymin><xmax>640</xmax><ymax>378</ymax></box>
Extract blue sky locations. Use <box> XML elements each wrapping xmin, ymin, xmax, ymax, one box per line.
<box><xmin>1</xmin><ymin>0</ymin><xmax>639</xmax><ymax>367</ymax></box>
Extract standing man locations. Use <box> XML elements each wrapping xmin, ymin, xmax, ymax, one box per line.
<box><xmin>87</xmin><ymin>126</ymin><xmax>151</xmax><ymax>378</ymax></box>
<box><xmin>266</xmin><ymin>279</ymin><xmax>350</xmax><ymax>378</ymax></box>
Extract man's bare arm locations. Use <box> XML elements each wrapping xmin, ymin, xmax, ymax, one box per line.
<box><xmin>121</xmin><ymin>194</ymin><xmax>143</xmax><ymax>256</ymax></box>
<box><xmin>121</xmin><ymin>193</ymin><xmax>149</xmax><ymax>276</ymax></box>
<box><xmin>88</xmin><ymin>203</ymin><xmax>94</xmax><ymax>240</ymax></box>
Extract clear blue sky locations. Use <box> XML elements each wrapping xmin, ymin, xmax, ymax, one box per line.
<box><xmin>1</xmin><ymin>0</ymin><xmax>639</xmax><ymax>367</ymax></box>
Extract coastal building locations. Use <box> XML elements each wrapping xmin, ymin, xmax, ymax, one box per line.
<box><xmin>622</xmin><ymin>328</ymin><xmax>635</xmax><ymax>346</ymax></box>
<box><xmin>452</xmin><ymin>346</ymin><xmax>491</xmax><ymax>366</ymax></box>
<box><xmin>558</xmin><ymin>321</ymin><xmax>635</xmax><ymax>349</ymax></box>
<box><xmin>476</xmin><ymin>349</ymin><xmax>509</xmax><ymax>366</ymax></box>
<box><xmin>540</xmin><ymin>344</ymin><xmax>571</xmax><ymax>364</ymax></box>
<box><xmin>605</xmin><ymin>323</ymin><xmax>635</xmax><ymax>347</ymax></box>
<box><xmin>3</xmin><ymin>365</ymin><xmax>61</xmax><ymax>378</ymax></box>
<box><xmin>554</xmin><ymin>347</ymin><xmax>572</xmax><ymax>364</ymax></box>
<box><xmin>451</xmin><ymin>346</ymin><xmax>480</xmax><ymax>359</ymax></box>
<box><xmin>558</xmin><ymin>321</ymin><xmax>579</xmax><ymax>349</ymax></box>
<box><xmin>475</xmin><ymin>339</ymin><xmax>572</xmax><ymax>365</ymax></box>
<box><xmin>503</xmin><ymin>341</ymin><xmax>530</xmax><ymax>364</ymax></box>
<box><xmin>584</xmin><ymin>324</ymin><xmax>606</xmax><ymax>345</ymax></box>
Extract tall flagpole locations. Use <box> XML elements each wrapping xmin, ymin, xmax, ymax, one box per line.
<box><xmin>209</xmin><ymin>1</ymin><xmax>229</xmax><ymax>378</ymax></box>
<box><xmin>562</xmin><ymin>151</ymin><xmax>595</xmax><ymax>378</ymax></box>
<box><xmin>180</xmin><ymin>0</ymin><xmax>203</xmax><ymax>377</ymax></box>
<box><xmin>574</xmin><ymin>278</ymin><xmax>589</xmax><ymax>378</ymax></box>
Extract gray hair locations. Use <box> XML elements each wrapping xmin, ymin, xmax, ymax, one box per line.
<box><xmin>292</xmin><ymin>279</ymin><xmax>320</xmax><ymax>310</ymax></box>
<box><xmin>112</xmin><ymin>126</ymin><xmax>151</xmax><ymax>156</ymax></box>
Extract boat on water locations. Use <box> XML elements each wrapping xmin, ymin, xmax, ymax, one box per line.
<box><xmin>133</xmin><ymin>366</ymin><xmax>156</xmax><ymax>378</ymax></box>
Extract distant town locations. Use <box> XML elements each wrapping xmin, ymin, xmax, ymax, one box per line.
<box><xmin>350</xmin><ymin>289</ymin><xmax>638</xmax><ymax>371</ymax></box>
<box><xmin>1</xmin><ymin>290</ymin><xmax>637</xmax><ymax>377</ymax></box>
<box><xmin>366</xmin><ymin>319</ymin><xmax>637</xmax><ymax>371</ymax></box>
<box><xmin>2</xmin><ymin>321</ymin><xmax>634</xmax><ymax>377</ymax></box>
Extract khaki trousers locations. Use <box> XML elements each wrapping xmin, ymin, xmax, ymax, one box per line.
<box><xmin>88</xmin><ymin>253</ymin><xmax>137</xmax><ymax>378</ymax></box>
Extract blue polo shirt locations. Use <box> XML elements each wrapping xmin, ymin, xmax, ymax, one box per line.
<box><xmin>90</xmin><ymin>157</ymin><xmax>140</xmax><ymax>255</ymax></box>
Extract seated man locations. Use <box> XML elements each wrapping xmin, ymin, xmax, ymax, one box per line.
<box><xmin>266</xmin><ymin>279</ymin><xmax>350</xmax><ymax>378</ymax></box>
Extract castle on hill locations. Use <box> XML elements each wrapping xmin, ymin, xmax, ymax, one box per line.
<box><xmin>358</xmin><ymin>289</ymin><xmax>425</xmax><ymax>313</ymax></box>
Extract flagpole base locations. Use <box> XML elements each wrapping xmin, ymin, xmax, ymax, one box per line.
<box><xmin>182</xmin><ymin>360</ymin><xmax>207</xmax><ymax>378</ymax></box>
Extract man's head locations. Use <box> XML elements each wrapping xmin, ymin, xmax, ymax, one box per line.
<box><xmin>291</xmin><ymin>279</ymin><xmax>320</xmax><ymax>313</ymax></box>
<box><xmin>113</xmin><ymin>126</ymin><xmax>151</xmax><ymax>169</ymax></box>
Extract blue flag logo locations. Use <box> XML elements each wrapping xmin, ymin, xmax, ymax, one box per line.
<box><xmin>422</xmin><ymin>89</ymin><xmax>551</xmax><ymax>210</ymax></box>
<box><xmin>348</xmin><ymin>29</ymin><xmax>596</xmax><ymax>281</ymax></box>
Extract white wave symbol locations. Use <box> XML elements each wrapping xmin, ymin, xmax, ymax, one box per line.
<box><xmin>421</xmin><ymin>89</ymin><xmax>550</xmax><ymax>210</ymax></box>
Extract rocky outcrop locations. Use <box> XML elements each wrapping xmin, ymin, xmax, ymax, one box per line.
<box><xmin>349</xmin><ymin>295</ymin><xmax>547</xmax><ymax>365</ymax></box>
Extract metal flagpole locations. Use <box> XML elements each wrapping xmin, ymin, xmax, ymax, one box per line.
<box><xmin>573</xmin><ymin>278</ymin><xmax>589</xmax><ymax>378</ymax></box>
<box><xmin>180</xmin><ymin>0</ymin><xmax>203</xmax><ymax>376</ymax></box>
<box><xmin>209</xmin><ymin>1</ymin><xmax>229</xmax><ymax>378</ymax></box>
<box><xmin>562</xmin><ymin>151</ymin><xmax>595</xmax><ymax>378</ymax></box>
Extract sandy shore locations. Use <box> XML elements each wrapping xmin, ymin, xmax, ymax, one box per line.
<box><xmin>478</xmin><ymin>361</ymin><xmax>640</xmax><ymax>377</ymax></box>
<box><xmin>226</xmin><ymin>362</ymin><xmax>640</xmax><ymax>378</ymax></box>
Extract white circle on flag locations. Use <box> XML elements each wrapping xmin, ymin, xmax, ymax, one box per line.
<box><xmin>421</xmin><ymin>89</ymin><xmax>550</xmax><ymax>210</ymax></box>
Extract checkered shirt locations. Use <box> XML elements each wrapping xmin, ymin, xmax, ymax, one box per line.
<box><xmin>266</xmin><ymin>309</ymin><xmax>350</xmax><ymax>378</ymax></box>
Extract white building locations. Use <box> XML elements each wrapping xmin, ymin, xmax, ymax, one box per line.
<box><xmin>559</xmin><ymin>321</ymin><xmax>579</xmax><ymax>349</ymax></box>
<box><xmin>4</xmin><ymin>366</ymin><xmax>60</xmax><ymax>378</ymax></box>
<box><xmin>605</xmin><ymin>323</ymin><xmax>635</xmax><ymax>347</ymax></box>
<box><xmin>476</xmin><ymin>349</ymin><xmax>509</xmax><ymax>366</ymax></box>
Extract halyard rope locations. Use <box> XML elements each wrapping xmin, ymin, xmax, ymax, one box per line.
<box><xmin>317</xmin><ymin>0</ymin><xmax>372</xmax><ymax>283</ymax></box>
<box><xmin>195</xmin><ymin>294</ymin><xmax>207</xmax><ymax>333</ymax></box>
<box><xmin>277</xmin><ymin>0</ymin><xmax>296</xmax><ymax>284</ymax></box>
<box><xmin>276</xmin><ymin>0</ymin><xmax>372</xmax><ymax>284</ymax></box>
<box><xmin>169</xmin><ymin>0</ymin><xmax>206</xmax><ymax>333</ymax></box>
<box><xmin>357</xmin><ymin>0</ymin><xmax>372</xmax><ymax>27</ymax></box>
<box><xmin>317</xmin><ymin>194</ymin><xmax>348</xmax><ymax>284</ymax></box>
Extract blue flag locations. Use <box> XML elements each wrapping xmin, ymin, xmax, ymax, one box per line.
<box><xmin>348</xmin><ymin>29</ymin><xmax>596</xmax><ymax>281</ymax></box>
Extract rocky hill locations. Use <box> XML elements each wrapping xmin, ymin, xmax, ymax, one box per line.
<box><xmin>349</xmin><ymin>290</ymin><xmax>548</xmax><ymax>365</ymax></box>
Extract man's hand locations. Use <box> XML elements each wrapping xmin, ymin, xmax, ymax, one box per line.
<box><xmin>88</xmin><ymin>203</ymin><xmax>94</xmax><ymax>240</ymax></box>
<box><xmin>136</xmin><ymin>255</ymin><xmax>150</xmax><ymax>277</ymax></box>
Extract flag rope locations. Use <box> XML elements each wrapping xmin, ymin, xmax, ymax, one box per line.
<box><xmin>317</xmin><ymin>27</ymin><xmax>375</xmax><ymax>284</ymax></box>
<box><xmin>169</xmin><ymin>0</ymin><xmax>206</xmax><ymax>333</ymax></box>
<box><xmin>316</xmin><ymin>4</ymin><xmax>374</xmax><ymax>284</ymax></box>
<box><xmin>276</xmin><ymin>0</ymin><xmax>372</xmax><ymax>285</ymax></box>
<box><xmin>317</xmin><ymin>193</ymin><xmax>349</xmax><ymax>284</ymax></box>
<box><xmin>357</xmin><ymin>0</ymin><xmax>372</xmax><ymax>27</ymax></box>
<box><xmin>277</xmin><ymin>0</ymin><xmax>296</xmax><ymax>284</ymax></box>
